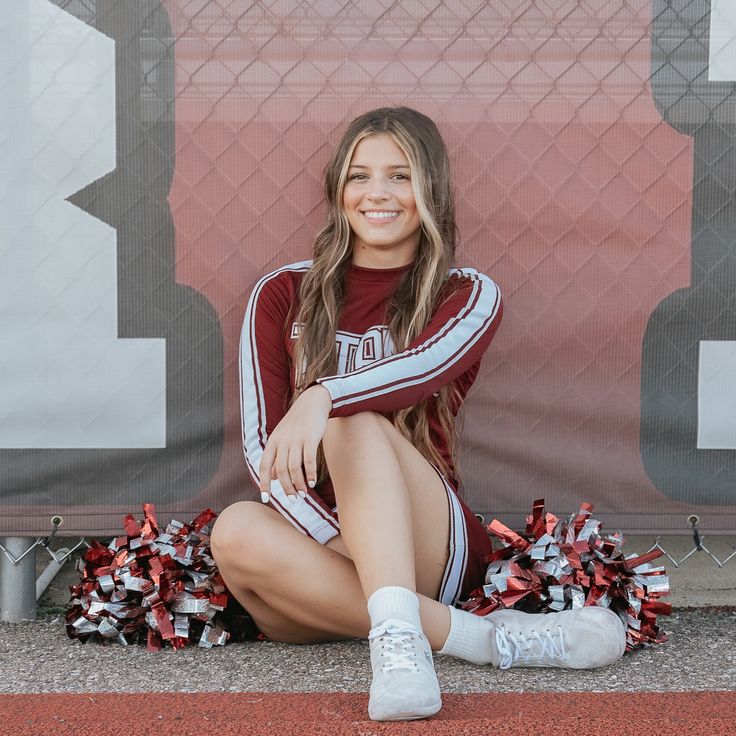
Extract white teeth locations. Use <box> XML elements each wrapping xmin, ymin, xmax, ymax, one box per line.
<box><xmin>363</xmin><ymin>211</ymin><xmax>399</xmax><ymax>220</ymax></box>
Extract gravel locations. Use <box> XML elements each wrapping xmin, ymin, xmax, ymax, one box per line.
<box><xmin>2</xmin><ymin>609</ymin><xmax>735</xmax><ymax>694</ymax></box>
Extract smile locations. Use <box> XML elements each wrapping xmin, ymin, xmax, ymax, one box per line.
<box><xmin>361</xmin><ymin>210</ymin><xmax>400</xmax><ymax>221</ymax></box>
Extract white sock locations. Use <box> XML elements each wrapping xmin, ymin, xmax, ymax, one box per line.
<box><xmin>437</xmin><ymin>605</ymin><xmax>497</xmax><ymax>666</ymax></box>
<box><xmin>366</xmin><ymin>586</ymin><xmax>422</xmax><ymax>631</ymax></box>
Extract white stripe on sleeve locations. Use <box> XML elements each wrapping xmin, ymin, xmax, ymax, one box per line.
<box><xmin>317</xmin><ymin>269</ymin><xmax>501</xmax><ymax>410</ymax></box>
<box><xmin>239</xmin><ymin>260</ymin><xmax>339</xmax><ymax>543</ymax></box>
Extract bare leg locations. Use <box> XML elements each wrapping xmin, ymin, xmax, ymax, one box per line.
<box><xmin>212</xmin><ymin>503</ymin><xmax>453</xmax><ymax>647</ymax></box>
<box><xmin>323</xmin><ymin>411</ymin><xmax>442</xmax><ymax>598</ymax></box>
<box><xmin>211</xmin><ymin>411</ymin><xmax>454</xmax><ymax>648</ymax></box>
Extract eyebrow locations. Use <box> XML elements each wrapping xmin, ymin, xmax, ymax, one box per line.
<box><xmin>348</xmin><ymin>164</ymin><xmax>410</xmax><ymax>169</ymax></box>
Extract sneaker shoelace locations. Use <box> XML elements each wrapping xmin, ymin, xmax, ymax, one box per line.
<box><xmin>369</xmin><ymin>622</ymin><xmax>421</xmax><ymax>673</ymax></box>
<box><xmin>494</xmin><ymin>624</ymin><xmax>567</xmax><ymax>670</ymax></box>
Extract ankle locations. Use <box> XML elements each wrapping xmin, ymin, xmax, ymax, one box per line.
<box><xmin>367</xmin><ymin>586</ymin><xmax>422</xmax><ymax>632</ymax></box>
<box><xmin>438</xmin><ymin>605</ymin><xmax>498</xmax><ymax>666</ymax></box>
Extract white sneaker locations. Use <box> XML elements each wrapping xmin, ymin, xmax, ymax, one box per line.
<box><xmin>486</xmin><ymin>607</ymin><xmax>626</xmax><ymax>670</ymax></box>
<box><xmin>367</xmin><ymin>618</ymin><xmax>442</xmax><ymax>721</ymax></box>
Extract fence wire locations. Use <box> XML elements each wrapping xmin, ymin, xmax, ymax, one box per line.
<box><xmin>1</xmin><ymin>527</ymin><xmax>734</xmax><ymax>570</ymax></box>
<box><xmin>2</xmin><ymin>0</ymin><xmax>736</xmax><ymax>537</ymax></box>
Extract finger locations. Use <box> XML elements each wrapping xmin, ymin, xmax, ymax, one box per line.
<box><xmin>288</xmin><ymin>446</ymin><xmax>308</xmax><ymax>498</ymax></box>
<box><xmin>303</xmin><ymin>441</ymin><xmax>319</xmax><ymax>490</ymax></box>
<box><xmin>259</xmin><ymin>444</ymin><xmax>276</xmax><ymax>501</ymax></box>
<box><xmin>275</xmin><ymin>450</ymin><xmax>297</xmax><ymax>497</ymax></box>
<box><xmin>266</xmin><ymin>464</ymin><xmax>277</xmax><ymax>501</ymax></box>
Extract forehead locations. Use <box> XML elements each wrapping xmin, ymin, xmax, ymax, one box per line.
<box><xmin>348</xmin><ymin>133</ymin><xmax>409</xmax><ymax>166</ymax></box>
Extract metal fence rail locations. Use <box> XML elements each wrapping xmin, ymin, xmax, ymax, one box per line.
<box><xmin>1</xmin><ymin>517</ymin><xmax>734</xmax><ymax>623</ymax></box>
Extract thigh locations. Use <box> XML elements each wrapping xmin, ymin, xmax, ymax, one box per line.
<box><xmin>237</xmin><ymin>587</ymin><xmax>356</xmax><ymax>645</ymax></box>
<box><xmin>370</xmin><ymin>414</ymin><xmax>452</xmax><ymax>601</ymax></box>
<box><xmin>213</xmin><ymin>502</ymin><xmax>364</xmax><ymax>644</ymax></box>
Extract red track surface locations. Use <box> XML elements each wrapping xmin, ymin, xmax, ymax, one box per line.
<box><xmin>3</xmin><ymin>692</ymin><xmax>735</xmax><ymax>735</ymax></box>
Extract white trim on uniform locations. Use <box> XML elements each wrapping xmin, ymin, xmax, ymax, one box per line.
<box><xmin>318</xmin><ymin>269</ymin><xmax>501</xmax><ymax>410</ymax></box>
<box><xmin>240</xmin><ymin>263</ymin><xmax>495</xmax><ymax>559</ymax></box>
<box><xmin>437</xmin><ymin>473</ymin><xmax>469</xmax><ymax>606</ymax></box>
<box><xmin>239</xmin><ymin>260</ymin><xmax>339</xmax><ymax>543</ymax></box>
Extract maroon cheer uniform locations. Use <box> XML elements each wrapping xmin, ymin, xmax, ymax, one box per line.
<box><xmin>240</xmin><ymin>259</ymin><xmax>503</xmax><ymax>603</ymax></box>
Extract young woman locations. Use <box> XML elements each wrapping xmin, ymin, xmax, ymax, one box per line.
<box><xmin>211</xmin><ymin>107</ymin><xmax>626</xmax><ymax>721</ymax></box>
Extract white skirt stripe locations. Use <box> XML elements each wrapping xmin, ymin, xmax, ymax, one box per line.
<box><xmin>437</xmin><ymin>474</ymin><xmax>469</xmax><ymax>606</ymax></box>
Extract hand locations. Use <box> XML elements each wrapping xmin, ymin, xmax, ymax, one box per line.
<box><xmin>258</xmin><ymin>384</ymin><xmax>332</xmax><ymax>501</ymax></box>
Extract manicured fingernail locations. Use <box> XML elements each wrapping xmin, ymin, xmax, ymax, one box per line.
<box><xmin>298</xmin><ymin>490</ymin><xmax>307</xmax><ymax>499</ymax></box>
<box><xmin>308</xmin><ymin>480</ymin><xmax>316</xmax><ymax>488</ymax></box>
<box><xmin>260</xmin><ymin>492</ymin><xmax>269</xmax><ymax>503</ymax></box>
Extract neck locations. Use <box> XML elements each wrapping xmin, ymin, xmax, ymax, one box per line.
<box><xmin>351</xmin><ymin>241</ymin><xmax>419</xmax><ymax>269</ymax></box>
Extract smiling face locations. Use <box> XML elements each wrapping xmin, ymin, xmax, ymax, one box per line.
<box><xmin>342</xmin><ymin>133</ymin><xmax>422</xmax><ymax>268</ymax></box>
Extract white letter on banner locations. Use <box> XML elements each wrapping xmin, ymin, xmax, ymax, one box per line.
<box><xmin>709</xmin><ymin>0</ymin><xmax>736</xmax><ymax>80</ymax></box>
<box><xmin>701</xmin><ymin>1</ymin><xmax>736</xmax><ymax>447</ymax></box>
<box><xmin>0</xmin><ymin>1</ymin><xmax>166</xmax><ymax>448</ymax></box>
<box><xmin>698</xmin><ymin>341</ymin><xmax>736</xmax><ymax>448</ymax></box>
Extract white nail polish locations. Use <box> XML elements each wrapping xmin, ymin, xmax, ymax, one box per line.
<box><xmin>298</xmin><ymin>490</ymin><xmax>307</xmax><ymax>499</ymax></box>
<box><xmin>308</xmin><ymin>480</ymin><xmax>316</xmax><ymax>488</ymax></box>
<box><xmin>260</xmin><ymin>492</ymin><xmax>269</xmax><ymax>503</ymax></box>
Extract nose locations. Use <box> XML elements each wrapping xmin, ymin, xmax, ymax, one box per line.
<box><xmin>368</xmin><ymin>178</ymin><xmax>389</xmax><ymax>199</ymax></box>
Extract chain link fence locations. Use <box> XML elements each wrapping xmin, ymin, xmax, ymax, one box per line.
<box><xmin>1</xmin><ymin>522</ymin><xmax>734</xmax><ymax>622</ymax></box>
<box><xmin>3</xmin><ymin>522</ymin><xmax>735</xmax><ymax>573</ymax></box>
<box><xmin>3</xmin><ymin>515</ymin><xmax>734</xmax><ymax>623</ymax></box>
<box><xmin>2</xmin><ymin>0</ymin><xmax>736</xmax><ymax>629</ymax></box>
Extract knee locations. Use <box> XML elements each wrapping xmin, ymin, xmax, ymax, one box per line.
<box><xmin>323</xmin><ymin>411</ymin><xmax>390</xmax><ymax>447</ymax></box>
<box><xmin>210</xmin><ymin>501</ymin><xmax>275</xmax><ymax>573</ymax></box>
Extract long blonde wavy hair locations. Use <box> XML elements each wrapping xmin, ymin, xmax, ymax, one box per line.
<box><xmin>292</xmin><ymin>107</ymin><xmax>463</xmax><ymax>485</ymax></box>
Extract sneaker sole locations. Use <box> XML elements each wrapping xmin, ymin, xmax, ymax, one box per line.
<box><xmin>369</xmin><ymin>700</ymin><xmax>442</xmax><ymax>721</ymax></box>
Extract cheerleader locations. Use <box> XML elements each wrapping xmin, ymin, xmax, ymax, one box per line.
<box><xmin>212</xmin><ymin>107</ymin><xmax>625</xmax><ymax>722</ymax></box>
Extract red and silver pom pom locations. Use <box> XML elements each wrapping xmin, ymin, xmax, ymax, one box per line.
<box><xmin>66</xmin><ymin>504</ymin><xmax>259</xmax><ymax>650</ymax></box>
<box><xmin>461</xmin><ymin>499</ymin><xmax>671</xmax><ymax>651</ymax></box>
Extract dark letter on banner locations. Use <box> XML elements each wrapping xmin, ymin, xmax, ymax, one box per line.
<box><xmin>0</xmin><ymin>1</ymin><xmax>223</xmax><ymax>507</ymax></box>
<box><xmin>643</xmin><ymin>0</ymin><xmax>736</xmax><ymax>505</ymax></box>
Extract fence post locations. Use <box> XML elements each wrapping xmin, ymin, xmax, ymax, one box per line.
<box><xmin>0</xmin><ymin>538</ymin><xmax>37</xmax><ymax>622</ymax></box>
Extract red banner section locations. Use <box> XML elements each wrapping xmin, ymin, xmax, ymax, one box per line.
<box><xmin>2</xmin><ymin>1</ymin><xmax>735</xmax><ymax>534</ymax></box>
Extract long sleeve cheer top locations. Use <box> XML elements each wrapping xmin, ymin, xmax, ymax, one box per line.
<box><xmin>239</xmin><ymin>259</ymin><xmax>502</xmax><ymax>544</ymax></box>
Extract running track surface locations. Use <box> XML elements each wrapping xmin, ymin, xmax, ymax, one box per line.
<box><xmin>4</xmin><ymin>692</ymin><xmax>735</xmax><ymax>735</ymax></box>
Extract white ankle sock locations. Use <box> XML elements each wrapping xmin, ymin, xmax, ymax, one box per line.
<box><xmin>366</xmin><ymin>586</ymin><xmax>422</xmax><ymax>631</ymax></box>
<box><xmin>437</xmin><ymin>605</ymin><xmax>497</xmax><ymax>665</ymax></box>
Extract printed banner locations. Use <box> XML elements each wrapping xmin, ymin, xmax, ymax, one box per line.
<box><xmin>1</xmin><ymin>0</ymin><xmax>735</xmax><ymax>535</ymax></box>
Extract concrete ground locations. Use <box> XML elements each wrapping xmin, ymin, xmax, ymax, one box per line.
<box><xmin>0</xmin><ymin>532</ymin><xmax>732</xmax><ymax>694</ymax></box>
<box><xmin>2</xmin><ymin>608</ymin><xmax>735</xmax><ymax>694</ymax></box>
